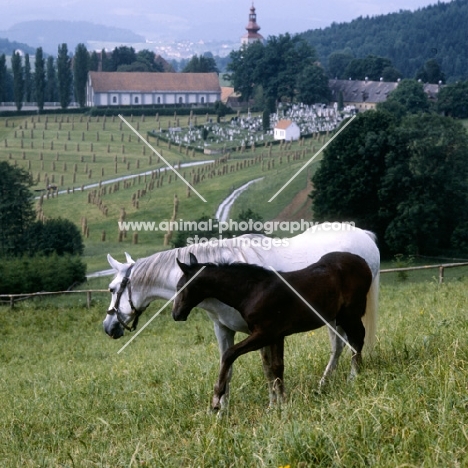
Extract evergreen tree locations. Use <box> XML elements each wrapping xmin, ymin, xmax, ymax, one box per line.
<box><xmin>46</xmin><ymin>56</ymin><xmax>58</xmax><ymax>102</ymax></box>
<box><xmin>24</xmin><ymin>54</ymin><xmax>32</xmax><ymax>102</ymax></box>
<box><xmin>101</xmin><ymin>49</ymin><xmax>112</xmax><ymax>71</ymax></box>
<box><xmin>73</xmin><ymin>43</ymin><xmax>89</xmax><ymax>108</ymax></box>
<box><xmin>89</xmin><ymin>51</ymin><xmax>99</xmax><ymax>71</ymax></box>
<box><xmin>0</xmin><ymin>162</ymin><xmax>35</xmax><ymax>256</ymax></box>
<box><xmin>34</xmin><ymin>47</ymin><xmax>46</xmax><ymax>111</ymax></box>
<box><xmin>57</xmin><ymin>43</ymin><xmax>72</xmax><ymax>109</ymax></box>
<box><xmin>0</xmin><ymin>54</ymin><xmax>7</xmax><ymax>102</ymax></box>
<box><xmin>11</xmin><ymin>51</ymin><xmax>23</xmax><ymax>111</ymax></box>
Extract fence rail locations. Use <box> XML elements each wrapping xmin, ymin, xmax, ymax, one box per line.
<box><xmin>1</xmin><ymin>262</ymin><xmax>468</xmax><ymax>309</ymax></box>
<box><xmin>0</xmin><ymin>289</ymin><xmax>108</xmax><ymax>309</ymax></box>
<box><xmin>380</xmin><ymin>261</ymin><xmax>468</xmax><ymax>283</ymax></box>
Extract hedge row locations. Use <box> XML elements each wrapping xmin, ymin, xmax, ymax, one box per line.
<box><xmin>86</xmin><ymin>105</ymin><xmax>234</xmax><ymax>117</ymax></box>
<box><xmin>0</xmin><ymin>254</ymin><xmax>86</xmax><ymax>294</ymax></box>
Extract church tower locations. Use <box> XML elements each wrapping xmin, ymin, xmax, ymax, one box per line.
<box><xmin>241</xmin><ymin>3</ymin><xmax>265</xmax><ymax>45</ymax></box>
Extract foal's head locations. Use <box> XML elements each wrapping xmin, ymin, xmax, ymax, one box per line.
<box><xmin>172</xmin><ymin>253</ymin><xmax>209</xmax><ymax>321</ymax></box>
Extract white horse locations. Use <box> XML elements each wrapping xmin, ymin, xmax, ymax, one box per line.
<box><xmin>104</xmin><ymin>223</ymin><xmax>380</xmax><ymax>407</ymax></box>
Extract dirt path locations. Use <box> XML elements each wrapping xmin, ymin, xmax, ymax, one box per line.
<box><xmin>271</xmin><ymin>179</ymin><xmax>313</xmax><ymax>222</ymax></box>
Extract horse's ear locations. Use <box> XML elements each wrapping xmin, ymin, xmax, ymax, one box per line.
<box><xmin>176</xmin><ymin>257</ymin><xmax>191</xmax><ymax>275</ymax></box>
<box><xmin>107</xmin><ymin>254</ymin><xmax>125</xmax><ymax>272</ymax></box>
<box><xmin>124</xmin><ymin>252</ymin><xmax>135</xmax><ymax>265</ymax></box>
<box><xmin>188</xmin><ymin>252</ymin><xmax>198</xmax><ymax>267</ymax></box>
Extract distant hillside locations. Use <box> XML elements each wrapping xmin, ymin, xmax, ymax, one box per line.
<box><xmin>0</xmin><ymin>37</ymin><xmax>35</xmax><ymax>56</ymax></box>
<box><xmin>300</xmin><ymin>0</ymin><xmax>467</xmax><ymax>82</ymax></box>
<box><xmin>2</xmin><ymin>20</ymin><xmax>145</xmax><ymax>55</ymax></box>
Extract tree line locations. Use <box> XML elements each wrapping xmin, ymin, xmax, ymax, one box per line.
<box><xmin>0</xmin><ymin>161</ymin><xmax>86</xmax><ymax>293</ymax></box>
<box><xmin>311</xmin><ymin>79</ymin><xmax>468</xmax><ymax>256</ymax></box>
<box><xmin>0</xmin><ymin>44</ymin><xmax>221</xmax><ymax>112</ymax></box>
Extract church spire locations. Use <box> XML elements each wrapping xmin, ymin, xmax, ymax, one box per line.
<box><xmin>241</xmin><ymin>3</ymin><xmax>265</xmax><ymax>45</ymax></box>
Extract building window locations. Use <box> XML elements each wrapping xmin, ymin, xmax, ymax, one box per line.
<box><xmin>134</xmin><ymin>96</ymin><xmax>139</xmax><ymax>104</ymax></box>
<box><xmin>157</xmin><ymin>97</ymin><xmax>161</xmax><ymax>104</ymax></box>
<box><xmin>179</xmin><ymin>97</ymin><xmax>183</xmax><ymax>104</ymax></box>
<box><xmin>201</xmin><ymin>96</ymin><xmax>205</xmax><ymax>104</ymax></box>
<box><xmin>112</xmin><ymin>96</ymin><xmax>117</xmax><ymax>104</ymax></box>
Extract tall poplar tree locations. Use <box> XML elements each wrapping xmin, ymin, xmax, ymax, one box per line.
<box><xmin>11</xmin><ymin>51</ymin><xmax>23</xmax><ymax>111</ymax></box>
<box><xmin>57</xmin><ymin>43</ymin><xmax>72</xmax><ymax>109</ymax></box>
<box><xmin>0</xmin><ymin>54</ymin><xmax>7</xmax><ymax>103</ymax></box>
<box><xmin>34</xmin><ymin>47</ymin><xmax>46</xmax><ymax>111</ymax></box>
<box><xmin>46</xmin><ymin>56</ymin><xmax>58</xmax><ymax>102</ymax></box>
<box><xmin>73</xmin><ymin>43</ymin><xmax>89</xmax><ymax>108</ymax></box>
<box><xmin>24</xmin><ymin>54</ymin><xmax>32</xmax><ymax>102</ymax></box>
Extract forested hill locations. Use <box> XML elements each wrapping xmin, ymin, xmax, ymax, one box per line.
<box><xmin>300</xmin><ymin>0</ymin><xmax>467</xmax><ymax>82</ymax></box>
<box><xmin>0</xmin><ymin>38</ymin><xmax>35</xmax><ymax>56</ymax></box>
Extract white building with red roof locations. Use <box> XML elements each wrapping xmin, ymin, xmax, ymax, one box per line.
<box><xmin>274</xmin><ymin>120</ymin><xmax>301</xmax><ymax>141</ymax></box>
<box><xmin>86</xmin><ymin>72</ymin><xmax>221</xmax><ymax>107</ymax></box>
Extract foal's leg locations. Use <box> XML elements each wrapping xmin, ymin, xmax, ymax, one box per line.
<box><xmin>260</xmin><ymin>346</ymin><xmax>277</xmax><ymax>405</ymax></box>
<box><xmin>338</xmin><ymin>307</ymin><xmax>366</xmax><ymax>381</ymax></box>
<box><xmin>319</xmin><ymin>320</ymin><xmax>347</xmax><ymax>388</ymax></box>
<box><xmin>213</xmin><ymin>332</ymin><xmax>270</xmax><ymax>412</ymax></box>
<box><xmin>213</xmin><ymin>322</ymin><xmax>235</xmax><ymax>410</ymax></box>
<box><xmin>270</xmin><ymin>338</ymin><xmax>286</xmax><ymax>405</ymax></box>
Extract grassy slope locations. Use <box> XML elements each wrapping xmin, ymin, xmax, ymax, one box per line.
<box><xmin>0</xmin><ymin>278</ymin><xmax>467</xmax><ymax>466</ymax></box>
<box><xmin>0</xmin><ymin>113</ymin><xmax>326</xmax><ymax>273</ymax></box>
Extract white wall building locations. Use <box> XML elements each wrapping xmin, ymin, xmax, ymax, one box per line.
<box><xmin>274</xmin><ymin>120</ymin><xmax>301</xmax><ymax>141</ymax></box>
<box><xmin>86</xmin><ymin>72</ymin><xmax>221</xmax><ymax>107</ymax></box>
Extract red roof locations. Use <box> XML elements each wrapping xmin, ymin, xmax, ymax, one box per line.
<box><xmin>89</xmin><ymin>72</ymin><xmax>221</xmax><ymax>93</ymax></box>
<box><xmin>275</xmin><ymin>119</ymin><xmax>294</xmax><ymax>129</ymax></box>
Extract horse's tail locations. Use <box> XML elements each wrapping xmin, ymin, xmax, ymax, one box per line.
<box><xmin>362</xmin><ymin>270</ymin><xmax>379</xmax><ymax>350</ymax></box>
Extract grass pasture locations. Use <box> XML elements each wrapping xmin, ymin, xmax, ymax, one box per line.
<box><xmin>0</xmin><ymin>277</ymin><xmax>467</xmax><ymax>467</ymax></box>
<box><xmin>0</xmin><ymin>113</ymin><xmax>326</xmax><ymax>273</ymax></box>
<box><xmin>1</xmin><ymin>112</ymin><xmax>467</xmax><ymax>466</ymax></box>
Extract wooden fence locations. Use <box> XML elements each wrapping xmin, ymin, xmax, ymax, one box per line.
<box><xmin>380</xmin><ymin>261</ymin><xmax>468</xmax><ymax>283</ymax></box>
<box><xmin>1</xmin><ymin>262</ymin><xmax>468</xmax><ymax>309</ymax></box>
<box><xmin>0</xmin><ymin>289</ymin><xmax>108</xmax><ymax>309</ymax></box>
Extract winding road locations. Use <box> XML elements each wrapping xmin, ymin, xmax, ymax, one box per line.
<box><xmin>87</xmin><ymin>176</ymin><xmax>264</xmax><ymax>277</ymax></box>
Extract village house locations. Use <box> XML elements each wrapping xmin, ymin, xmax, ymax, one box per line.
<box><xmin>86</xmin><ymin>72</ymin><xmax>221</xmax><ymax>107</ymax></box>
<box><xmin>274</xmin><ymin>120</ymin><xmax>301</xmax><ymax>141</ymax></box>
<box><xmin>328</xmin><ymin>78</ymin><xmax>442</xmax><ymax>111</ymax></box>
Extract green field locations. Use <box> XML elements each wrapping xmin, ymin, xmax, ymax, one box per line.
<box><xmin>0</xmin><ymin>276</ymin><xmax>467</xmax><ymax>466</ymax></box>
<box><xmin>1</xmin><ymin>112</ymin><xmax>468</xmax><ymax>466</ymax></box>
<box><xmin>0</xmin><ymin>113</ymin><xmax>325</xmax><ymax>273</ymax></box>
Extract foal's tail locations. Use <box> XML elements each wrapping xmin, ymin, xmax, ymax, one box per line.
<box><xmin>362</xmin><ymin>270</ymin><xmax>379</xmax><ymax>349</ymax></box>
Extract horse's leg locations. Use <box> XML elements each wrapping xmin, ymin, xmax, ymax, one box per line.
<box><xmin>260</xmin><ymin>346</ymin><xmax>277</xmax><ymax>406</ymax></box>
<box><xmin>338</xmin><ymin>306</ymin><xmax>366</xmax><ymax>381</ymax></box>
<box><xmin>213</xmin><ymin>321</ymin><xmax>235</xmax><ymax>411</ymax></box>
<box><xmin>213</xmin><ymin>332</ymin><xmax>270</xmax><ymax>412</ymax></box>
<box><xmin>319</xmin><ymin>320</ymin><xmax>347</xmax><ymax>388</ymax></box>
<box><xmin>270</xmin><ymin>337</ymin><xmax>286</xmax><ymax>405</ymax></box>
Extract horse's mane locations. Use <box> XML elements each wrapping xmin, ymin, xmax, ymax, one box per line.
<box><xmin>130</xmin><ymin>234</ymin><xmax>270</xmax><ymax>292</ymax></box>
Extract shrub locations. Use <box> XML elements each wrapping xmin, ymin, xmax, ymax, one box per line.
<box><xmin>0</xmin><ymin>254</ymin><xmax>86</xmax><ymax>294</ymax></box>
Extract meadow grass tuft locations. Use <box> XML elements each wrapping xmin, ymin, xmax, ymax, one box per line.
<box><xmin>0</xmin><ymin>277</ymin><xmax>467</xmax><ymax>466</ymax></box>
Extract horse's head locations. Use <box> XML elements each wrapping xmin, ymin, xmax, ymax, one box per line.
<box><xmin>104</xmin><ymin>252</ymin><xmax>146</xmax><ymax>339</ymax></box>
<box><xmin>172</xmin><ymin>253</ymin><xmax>206</xmax><ymax>322</ymax></box>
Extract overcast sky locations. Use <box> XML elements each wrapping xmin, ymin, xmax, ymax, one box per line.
<box><xmin>0</xmin><ymin>0</ymin><xmax>450</xmax><ymax>42</ymax></box>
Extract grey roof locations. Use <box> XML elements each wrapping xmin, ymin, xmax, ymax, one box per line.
<box><xmin>329</xmin><ymin>79</ymin><xmax>398</xmax><ymax>104</ymax></box>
